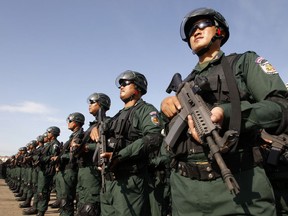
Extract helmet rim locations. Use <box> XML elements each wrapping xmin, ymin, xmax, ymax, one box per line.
<box><xmin>180</xmin><ymin>7</ymin><xmax>229</xmax><ymax>47</ymax></box>
<box><xmin>115</xmin><ymin>70</ymin><xmax>148</xmax><ymax>95</ymax></box>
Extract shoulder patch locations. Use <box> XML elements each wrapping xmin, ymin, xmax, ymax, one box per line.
<box><xmin>149</xmin><ymin>111</ymin><xmax>160</xmax><ymax>126</ymax></box>
<box><xmin>255</xmin><ymin>57</ymin><xmax>278</xmax><ymax>74</ymax></box>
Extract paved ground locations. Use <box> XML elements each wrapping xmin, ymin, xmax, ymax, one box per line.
<box><xmin>0</xmin><ymin>178</ymin><xmax>59</xmax><ymax>216</ymax></box>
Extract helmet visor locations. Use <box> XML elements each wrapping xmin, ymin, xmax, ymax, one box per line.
<box><xmin>188</xmin><ymin>20</ymin><xmax>214</xmax><ymax>38</ymax></box>
<box><xmin>87</xmin><ymin>93</ymin><xmax>100</xmax><ymax>104</ymax></box>
<box><xmin>115</xmin><ymin>71</ymin><xmax>136</xmax><ymax>88</ymax></box>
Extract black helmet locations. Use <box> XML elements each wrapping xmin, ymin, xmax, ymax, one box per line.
<box><xmin>115</xmin><ymin>70</ymin><xmax>148</xmax><ymax>95</ymax></box>
<box><xmin>19</xmin><ymin>147</ymin><xmax>27</xmax><ymax>152</ymax></box>
<box><xmin>42</xmin><ymin>132</ymin><xmax>48</xmax><ymax>138</ymax></box>
<box><xmin>28</xmin><ymin>140</ymin><xmax>37</xmax><ymax>148</ymax></box>
<box><xmin>46</xmin><ymin>126</ymin><xmax>60</xmax><ymax>137</ymax></box>
<box><xmin>180</xmin><ymin>8</ymin><xmax>229</xmax><ymax>47</ymax></box>
<box><xmin>36</xmin><ymin>135</ymin><xmax>45</xmax><ymax>143</ymax></box>
<box><xmin>67</xmin><ymin>112</ymin><xmax>85</xmax><ymax>125</ymax></box>
<box><xmin>87</xmin><ymin>93</ymin><xmax>111</xmax><ymax>111</ymax></box>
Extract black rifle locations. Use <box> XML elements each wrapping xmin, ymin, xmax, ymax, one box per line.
<box><xmin>261</xmin><ymin>130</ymin><xmax>288</xmax><ymax>165</ymax></box>
<box><xmin>92</xmin><ymin>108</ymin><xmax>108</xmax><ymax>192</ymax></box>
<box><xmin>68</xmin><ymin>128</ymin><xmax>85</xmax><ymax>163</ymax></box>
<box><xmin>164</xmin><ymin>73</ymin><xmax>240</xmax><ymax>195</ymax></box>
<box><xmin>70</xmin><ymin>126</ymin><xmax>95</xmax><ymax>159</ymax></box>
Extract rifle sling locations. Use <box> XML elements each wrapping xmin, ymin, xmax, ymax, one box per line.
<box><xmin>221</xmin><ymin>55</ymin><xmax>241</xmax><ymax>151</ymax></box>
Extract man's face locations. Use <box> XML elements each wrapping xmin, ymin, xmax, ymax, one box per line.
<box><xmin>88</xmin><ymin>101</ymin><xmax>100</xmax><ymax>116</ymax></box>
<box><xmin>119</xmin><ymin>80</ymin><xmax>137</xmax><ymax>102</ymax></box>
<box><xmin>67</xmin><ymin>120</ymin><xmax>74</xmax><ymax>130</ymax></box>
<box><xmin>44</xmin><ymin>137</ymin><xmax>48</xmax><ymax>143</ymax></box>
<box><xmin>189</xmin><ymin>19</ymin><xmax>217</xmax><ymax>53</ymax></box>
<box><xmin>47</xmin><ymin>131</ymin><xmax>54</xmax><ymax>140</ymax></box>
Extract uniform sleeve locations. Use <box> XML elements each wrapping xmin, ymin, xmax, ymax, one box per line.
<box><xmin>220</xmin><ymin>52</ymin><xmax>288</xmax><ymax>133</ymax></box>
<box><xmin>61</xmin><ymin>152</ymin><xmax>70</xmax><ymax>160</ymax></box>
<box><xmin>118</xmin><ymin>104</ymin><xmax>163</xmax><ymax>161</ymax></box>
<box><xmin>86</xmin><ymin>143</ymin><xmax>96</xmax><ymax>151</ymax></box>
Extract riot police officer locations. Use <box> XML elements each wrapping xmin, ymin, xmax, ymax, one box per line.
<box><xmin>14</xmin><ymin>147</ymin><xmax>27</xmax><ymax>199</ymax></box>
<box><xmin>23</xmin><ymin>134</ymin><xmax>46</xmax><ymax>215</ymax></box>
<box><xmin>36</xmin><ymin>126</ymin><xmax>61</xmax><ymax>216</ymax></box>
<box><xmin>19</xmin><ymin>140</ymin><xmax>37</xmax><ymax>208</ymax></box>
<box><xmin>91</xmin><ymin>70</ymin><xmax>163</xmax><ymax>215</ymax></box>
<box><xmin>57</xmin><ymin>112</ymin><xmax>85</xmax><ymax>216</ymax></box>
<box><xmin>160</xmin><ymin>7</ymin><xmax>288</xmax><ymax>216</ymax></box>
<box><xmin>72</xmin><ymin>93</ymin><xmax>111</xmax><ymax>216</ymax></box>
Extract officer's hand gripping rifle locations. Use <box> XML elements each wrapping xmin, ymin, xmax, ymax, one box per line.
<box><xmin>92</xmin><ymin>108</ymin><xmax>108</xmax><ymax>192</ymax></box>
<box><xmin>68</xmin><ymin>129</ymin><xmax>85</xmax><ymax>163</ymax></box>
<box><xmin>164</xmin><ymin>73</ymin><xmax>240</xmax><ymax>195</ymax></box>
<box><xmin>261</xmin><ymin>130</ymin><xmax>288</xmax><ymax>165</ymax></box>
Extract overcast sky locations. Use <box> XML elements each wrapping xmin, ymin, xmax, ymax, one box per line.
<box><xmin>0</xmin><ymin>0</ymin><xmax>287</xmax><ymax>156</ymax></box>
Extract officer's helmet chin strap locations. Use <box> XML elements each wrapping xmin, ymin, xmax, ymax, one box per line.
<box><xmin>122</xmin><ymin>95</ymin><xmax>134</xmax><ymax>104</ymax></box>
<box><xmin>122</xmin><ymin>89</ymin><xmax>140</xmax><ymax>104</ymax></box>
<box><xmin>193</xmin><ymin>32</ymin><xmax>223</xmax><ymax>57</ymax></box>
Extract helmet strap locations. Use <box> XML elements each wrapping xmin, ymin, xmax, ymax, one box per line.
<box><xmin>122</xmin><ymin>94</ymin><xmax>134</xmax><ymax>104</ymax></box>
<box><xmin>194</xmin><ymin>32</ymin><xmax>223</xmax><ymax>56</ymax></box>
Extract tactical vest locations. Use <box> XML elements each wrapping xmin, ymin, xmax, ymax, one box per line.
<box><xmin>184</xmin><ymin>53</ymin><xmax>245</xmax><ymax>106</ymax></box>
<box><xmin>172</xmin><ymin>53</ymin><xmax>257</xmax><ymax>158</ymax></box>
<box><xmin>110</xmin><ymin>101</ymin><xmax>144</xmax><ymax>152</ymax></box>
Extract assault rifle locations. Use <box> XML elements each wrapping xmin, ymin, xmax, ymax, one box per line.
<box><xmin>92</xmin><ymin>108</ymin><xmax>108</xmax><ymax>192</ymax></box>
<box><xmin>164</xmin><ymin>73</ymin><xmax>240</xmax><ymax>195</ymax></box>
<box><xmin>261</xmin><ymin>130</ymin><xmax>288</xmax><ymax>165</ymax></box>
<box><xmin>68</xmin><ymin>128</ymin><xmax>85</xmax><ymax>163</ymax></box>
<box><xmin>70</xmin><ymin>126</ymin><xmax>95</xmax><ymax>160</ymax></box>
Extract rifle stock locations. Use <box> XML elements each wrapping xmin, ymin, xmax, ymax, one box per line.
<box><xmin>164</xmin><ymin>73</ymin><xmax>240</xmax><ymax>195</ymax></box>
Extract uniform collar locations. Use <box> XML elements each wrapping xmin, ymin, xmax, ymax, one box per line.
<box><xmin>194</xmin><ymin>50</ymin><xmax>225</xmax><ymax>72</ymax></box>
<box><xmin>123</xmin><ymin>98</ymin><xmax>143</xmax><ymax>111</ymax></box>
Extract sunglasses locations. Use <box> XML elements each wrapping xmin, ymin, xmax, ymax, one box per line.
<box><xmin>88</xmin><ymin>99</ymin><xmax>98</xmax><ymax>105</ymax></box>
<box><xmin>119</xmin><ymin>80</ymin><xmax>133</xmax><ymax>88</ymax></box>
<box><xmin>189</xmin><ymin>20</ymin><xmax>214</xmax><ymax>36</ymax></box>
<box><xmin>66</xmin><ymin>118</ymin><xmax>73</xmax><ymax>123</ymax></box>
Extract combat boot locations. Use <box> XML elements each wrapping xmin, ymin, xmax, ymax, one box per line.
<box><xmin>50</xmin><ymin>199</ymin><xmax>61</xmax><ymax>208</ymax></box>
<box><xmin>36</xmin><ymin>211</ymin><xmax>45</xmax><ymax>216</ymax></box>
<box><xmin>12</xmin><ymin>188</ymin><xmax>19</xmax><ymax>193</ymax></box>
<box><xmin>15</xmin><ymin>190</ymin><xmax>23</xmax><ymax>197</ymax></box>
<box><xmin>19</xmin><ymin>197</ymin><xmax>32</xmax><ymax>208</ymax></box>
<box><xmin>13</xmin><ymin>186</ymin><xmax>21</xmax><ymax>194</ymax></box>
<box><xmin>16</xmin><ymin>193</ymin><xmax>27</xmax><ymax>201</ymax></box>
<box><xmin>22</xmin><ymin>207</ymin><xmax>38</xmax><ymax>215</ymax></box>
<box><xmin>10</xmin><ymin>184</ymin><xmax>17</xmax><ymax>190</ymax></box>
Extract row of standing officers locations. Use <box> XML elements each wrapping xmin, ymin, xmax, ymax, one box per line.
<box><xmin>3</xmin><ymin>6</ymin><xmax>288</xmax><ymax>216</ymax></box>
<box><xmin>5</xmin><ymin>70</ymin><xmax>170</xmax><ymax>216</ymax></box>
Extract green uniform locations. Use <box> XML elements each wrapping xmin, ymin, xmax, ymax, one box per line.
<box><xmin>58</xmin><ymin>127</ymin><xmax>83</xmax><ymax>216</ymax></box>
<box><xmin>19</xmin><ymin>151</ymin><xmax>34</xmax><ymax>207</ymax></box>
<box><xmin>147</xmin><ymin>148</ymin><xmax>171</xmax><ymax>216</ymax></box>
<box><xmin>165</xmin><ymin>51</ymin><xmax>288</xmax><ymax>216</ymax></box>
<box><xmin>76</xmin><ymin>122</ymin><xmax>101</xmax><ymax>216</ymax></box>
<box><xmin>15</xmin><ymin>155</ymin><xmax>23</xmax><ymax>195</ymax></box>
<box><xmin>101</xmin><ymin>99</ymin><xmax>163</xmax><ymax>216</ymax></box>
<box><xmin>30</xmin><ymin>146</ymin><xmax>43</xmax><ymax>210</ymax></box>
<box><xmin>37</xmin><ymin>139</ymin><xmax>60</xmax><ymax>214</ymax></box>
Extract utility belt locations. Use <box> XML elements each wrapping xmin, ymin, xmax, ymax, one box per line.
<box><xmin>78</xmin><ymin>162</ymin><xmax>94</xmax><ymax>168</ymax></box>
<box><xmin>65</xmin><ymin>163</ymin><xmax>77</xmax><ymax>170</ymax></box>
<box><xmin>104</xmin><ymin>163</ymin><xmax>146</xmax><ymax>181</ymax></box>
<box><xmin>58</xmin><ymin>163</ymin><xmax>77</xmax><ymax>171</ymax></box>
<box><xmin>175</xmin><ymin>150</ymin><xmax>258</xmax><ymax>181</ymax></box>
<box><xmin>176</xmin><ymin>161</ymin><xmax>221</xmax><ymax>181</ymax></box>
